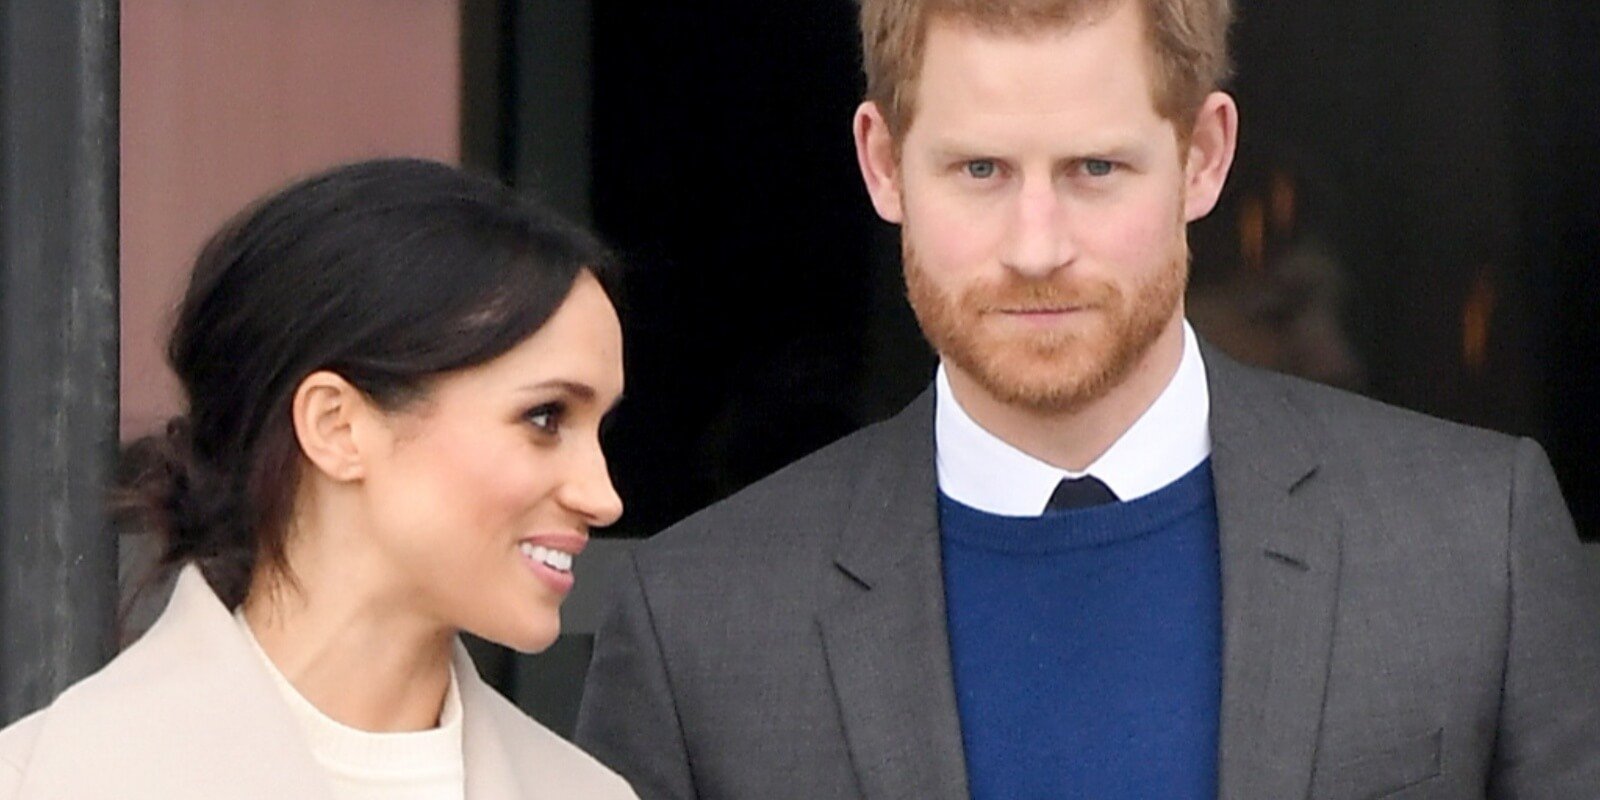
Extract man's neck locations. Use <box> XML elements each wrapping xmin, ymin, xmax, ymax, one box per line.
<box><xmin>945</xmin><ymin>315</ymin><xmax>1187</xmax><ymax>472</ymax></box>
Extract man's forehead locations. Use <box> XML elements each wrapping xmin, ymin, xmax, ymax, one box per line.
<box><xmin>917</xmin><ymin>1</ymin><xmax>1148</xmax><ymax>70</ymax></box>
<box><xmin>922</xmin><ymin>0</ymin><xmax>1123</xmax><ymax>42</ymax></box>
<box><xmin>911</xmin><ymin>5</ymin><xmax>1161</xmax><ymax>123</ymax></box>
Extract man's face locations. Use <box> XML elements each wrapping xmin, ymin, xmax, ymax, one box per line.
<box><xmin>870</xmin><ymin>3</ymin><xmax>1204</xmax><ymax>414</ymax></box>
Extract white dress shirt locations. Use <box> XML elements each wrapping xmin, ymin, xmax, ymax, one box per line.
<box><xmin>935</xmin><ymin>321</ymin><xmax>1212</xmax><ymax>516</ymax></box>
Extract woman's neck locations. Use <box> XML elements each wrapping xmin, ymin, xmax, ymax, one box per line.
<box><xmin>240</xmin><ymin>560</ymin><xmax>455</xmax><ymax>733</ymax></box>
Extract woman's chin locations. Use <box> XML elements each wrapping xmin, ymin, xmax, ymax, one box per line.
<box><xmin>474</xmin><ymin>618</ymin><xmax>562</xmax><ymax>655</ymax></box>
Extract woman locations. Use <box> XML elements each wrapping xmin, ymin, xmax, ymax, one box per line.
<box><xmin>0</xmin><ymin>159</ymin><xmax>638</xmax><ymax>799</ymax></box>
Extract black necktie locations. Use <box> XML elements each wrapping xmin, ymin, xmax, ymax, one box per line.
<box><xmin>1046</xmin><ymin>475</ymin><xmax>1119</xmax><ymax>510</ymax></box>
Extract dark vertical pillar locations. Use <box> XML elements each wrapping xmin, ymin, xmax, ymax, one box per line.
<box><xmin>0</xmin><ymin>0</ymin><xmax>121</xmax><ymax>724</ymax></box>
<box><xmin>460</xmin><ymin>0</ymin><xmax>513</xmax><ymax>178</ymax></box>
<box><xmin>514</xmin><ymin>0</ymin><xmax>593</xmax><ymax>222</ymax></box>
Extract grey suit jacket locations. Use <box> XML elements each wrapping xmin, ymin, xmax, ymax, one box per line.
<box><xmin>576</xmin><ymin>349</ymin><xmax>1600</xmax><ymax>800</ymax></box>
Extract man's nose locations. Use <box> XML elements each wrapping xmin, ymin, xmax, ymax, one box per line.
<box><xmin>1001</xmin><ymin>177</ymin><xmax>1075</xmax><ymax>278</ymax></box>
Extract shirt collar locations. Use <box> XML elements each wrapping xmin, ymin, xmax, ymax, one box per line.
<box><xmin>934</xmin><ymin>320</ymin><xmax>1212</xmax><ymax>516</ymax></box>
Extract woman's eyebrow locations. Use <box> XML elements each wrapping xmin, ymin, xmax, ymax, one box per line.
<box><xmin>520</xmin><ymin>379</ymin><xmax>596</xmax><ymax>401</ymax></box>
<box><xmin>522</xmin><ymin>379</ymin><xmax>623</xmax><ymax>413</ymax></box>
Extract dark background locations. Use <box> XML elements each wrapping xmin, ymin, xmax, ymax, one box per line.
<box><xmin>467</xmin><ymin>1</ymin><xmax>1600</xmax><ymax>541</ymax></box>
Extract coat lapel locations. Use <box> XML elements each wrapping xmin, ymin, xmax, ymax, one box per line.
<box><xmin>818</xmin><ymin>390</ymin><xmax>970</xmax><ymax>800</ymax></box>
<box><xmin>457</xmin><ymin>643</ymin><xmax>526</xmax><ymax>799</ymax></box>
<box><xmin>1205</xmin><ymin>348</ymin><xmax>1343</xmax><ymax>800</ymax></box>
<box><xmin>458</xmin><ymin>645</ymin><xmax>639</xmax><ymax>800</ymax></box>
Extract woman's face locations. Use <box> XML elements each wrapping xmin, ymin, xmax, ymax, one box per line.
<box><xmin>358</xmin><ymin>271</ymin><xmax>624</xmax><ymax>653</ymax></box>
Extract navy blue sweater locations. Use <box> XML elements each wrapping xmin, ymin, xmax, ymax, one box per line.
<box><xmin>940</xmin><ymin>461</ymin><xmax>1221</xmax><ymax>800</ymax></box>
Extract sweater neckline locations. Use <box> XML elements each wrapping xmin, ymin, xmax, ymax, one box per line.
<box><xmin>938</xmin><ymin>459</ymin><xmax>1215</xmax><ymax>554</ymax></box>
<box><xmin>232</xmin><ymin>610</ymin><xmax>467</xmax><ymax>783</ymax></box>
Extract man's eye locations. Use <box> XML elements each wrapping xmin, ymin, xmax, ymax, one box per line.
<box><xmin>964</xmin><ymin>160</ymin><xmax>999</xmax><ymax>179</ymax></box>
<box><xmin>1082</xmin><ymin>159</ymin><xmax>1116</xmax><ymax>177</ymax></box>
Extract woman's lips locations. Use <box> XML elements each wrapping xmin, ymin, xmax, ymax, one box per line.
<box><xmin>517</xmin><ymin>532</ymin><xmax>587</xmax><ymax>594</ymax></box>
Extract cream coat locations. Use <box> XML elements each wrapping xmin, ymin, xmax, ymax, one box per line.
<box><xmin>0</xmin><ymin>566</ymin><xmax>637</xmax><ymax>800</ymax></box>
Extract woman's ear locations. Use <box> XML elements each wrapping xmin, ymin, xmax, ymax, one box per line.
<box><xmin>291</xmin><ymin>371</ymin><xmax>376</xmax><ymax>483</ymax></box>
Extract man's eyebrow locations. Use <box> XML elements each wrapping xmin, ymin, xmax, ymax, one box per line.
<box><xmin>1072</xmin><ymin>142</ymin><xmax>1145</xmax><ymax>160</ymax></box>
<box><xmin>926</xmin><ymin>139</ymin><xmax>1146</xmax><ymax>161</ymax></box>
<box><xmin>926</xmin><ymin>140</ymin><xmax>999</xmax><ymax>159</ymax></box>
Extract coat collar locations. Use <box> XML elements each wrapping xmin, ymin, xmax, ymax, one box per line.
<box><xmin>822</xmin><ymin>343</ymin><xmax>1342</xmax><ymax>800</ymax></box>
<box><xmin>18</xmin><ymin>565</ymin><xmax>337</xmax><ymax>799</ymax></box>
<box><xmin>14</xmin><ymin>565</ymin><xmax>596</xmax><ymax>800</ymax></box>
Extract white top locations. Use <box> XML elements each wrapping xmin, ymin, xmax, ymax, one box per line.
<box><xmin>935</xmin><ymin>321</ymin><xmax>1212</xmax><ymax>516</ymax></box>
<box><xmin>234</xmin><ymin>611</ymin><xmax>467</xmax><ymax>800</ymax></box>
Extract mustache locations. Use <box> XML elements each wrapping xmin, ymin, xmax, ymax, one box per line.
<box><xmin>961</xmin><ymin>275</ymin><xmax>1119</xmax><ymax>312</ymax></box>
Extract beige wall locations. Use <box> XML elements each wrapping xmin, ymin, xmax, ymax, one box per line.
<box><xmin>121</xmin><ymin>0</ymin><xmax>461</xmax><ymax>437</ymax></box>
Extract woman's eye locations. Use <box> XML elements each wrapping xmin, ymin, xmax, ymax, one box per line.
<box><xmin>524</xmin><ymin>404</ymin><xmax>564</xmax><ymax>435</ymax></box>
<box><xmin>1081</xmin><ymin>159</ymin><xmax>1116</xmax><ymax>177</ymax></box>
<box><xmin>964</xmin><ymin>160</ymin><xmax>999</xmax><ymax>179</ymax></box>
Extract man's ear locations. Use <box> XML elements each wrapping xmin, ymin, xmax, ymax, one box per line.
<box><xmin>1182</xmin><ymin>91</ymin><xmax>1240</xmax><ymax>223</ymax></box>
<box><xmin>853</xmin><ymin>101</ymin><xmax>906</xmax><ymax>224</ymax></box>
<box><xmin>291</xmin><ymin>370</ymin><xmax>377</xmax><ymax>484</ymax></box>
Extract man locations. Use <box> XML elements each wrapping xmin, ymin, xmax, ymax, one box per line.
<box><xmin>576</xmin><ymin>0</ymin><xmax>1600</xmax><ymax>797</ymax></box>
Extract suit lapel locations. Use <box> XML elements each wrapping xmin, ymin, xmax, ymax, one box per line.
<box><xmin>818</xmin><ymin>390</ymin><xmax>970</xmax><ymax>800</ymax></box>
<box><xmin>1205</xmin><ymin>348</ymin><xmax>1342</xmax><ymax>800</ymax></box>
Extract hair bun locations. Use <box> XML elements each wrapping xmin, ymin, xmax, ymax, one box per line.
<box><xmin>115</xmin><ymin>416</ymin><xmax>243</xmax><ymax>567</ymax></box>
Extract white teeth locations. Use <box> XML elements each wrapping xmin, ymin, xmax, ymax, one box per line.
<box><xmin>518</xmin><ymin>542</ymin><xmax>574</xmax><ymax>573</ymax></box>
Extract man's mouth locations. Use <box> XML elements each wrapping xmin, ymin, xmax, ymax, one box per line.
<box><xmin>995</xmin><ymin>305</ymin><xmax>1088</xmax><ymax>316</ymax></box>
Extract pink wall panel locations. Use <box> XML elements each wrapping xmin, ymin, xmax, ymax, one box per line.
<box><xmin>121</xmin><ymin>0</ymin><xmax>461</xmax><ymax>437</ymax></box>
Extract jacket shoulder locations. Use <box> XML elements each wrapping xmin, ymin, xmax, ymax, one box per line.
<box><xmin>1209</xmin><ymin>353</ymin><xmax>1535</xmax><ymax>556</ymax></box>
<box><xmin>1276</xmin><ymin>370</ymin><xmax>1520</xmax><ymax>458</ymax></box>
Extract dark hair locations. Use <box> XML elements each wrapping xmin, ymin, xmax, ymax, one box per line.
<box><xmin>118</xmin><ymin>158</ymin><xmax>619</xmax><ymax>609</ymax></box>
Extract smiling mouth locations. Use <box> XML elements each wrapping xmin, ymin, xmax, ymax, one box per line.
<box><xmin>518</xmin><ymin>542</ymin><xmax>575</xmax><ymax>574</ymax></box>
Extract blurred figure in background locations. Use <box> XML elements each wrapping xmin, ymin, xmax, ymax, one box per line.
<box><xmin>1188</xmin><ymin>153</ymin><xmax>1366</xmax><ymax>390</ymax></box>
<box><xmin>0</xmin><ymin>160</ymin><xmax>637</xmax><ymax>799</ymax></box>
